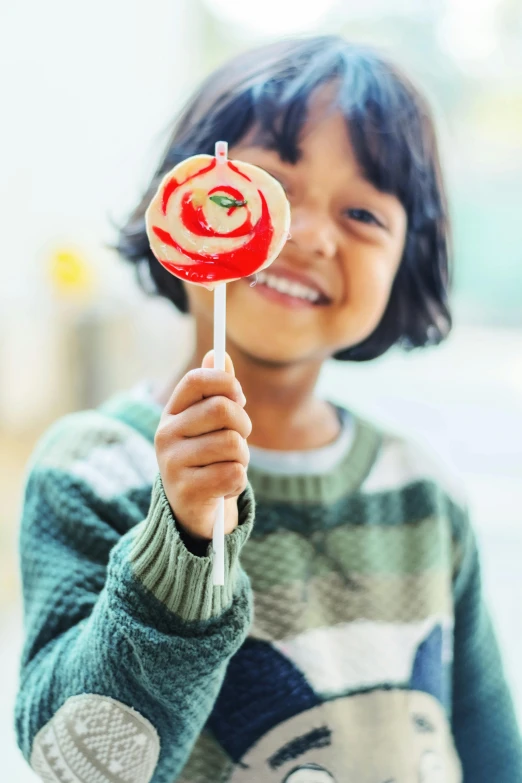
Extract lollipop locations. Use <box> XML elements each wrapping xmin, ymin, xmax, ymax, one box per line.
<box><xmin>145</xmin><ymin>142</ymin><xmax>291</xmax><ymax>585</ymax></box>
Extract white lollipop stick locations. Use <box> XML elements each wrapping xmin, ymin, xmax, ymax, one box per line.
<box><xmin>212</xmin><ymin>141</ymin><xmax>228</xmax><ymax>587</ymax></box>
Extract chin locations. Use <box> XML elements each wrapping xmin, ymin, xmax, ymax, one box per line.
<box><xmin>227</xmin><ymin>319</ymin><xmax>376</xmax><ymax>366</ymax></box>
<box><xmin>226</xmin><ymin>330</ymin><xmax>327</xmax><ymax>366</ymax></box>
<box><xmin>235</xmin><ymin>343</ymin><xmax>304</xmax><ymax>366</ymax></box>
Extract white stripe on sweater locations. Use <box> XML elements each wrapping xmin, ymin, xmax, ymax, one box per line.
<box><xmin>361</xmin><ymin>436</ymin><xmax>466</xmax><ymax>507</ymax></box>
<box><xmin>69</xmin><ymin>440</ymin><xmax>158</xmax><ymax>499</ymax></box>
<box><xmin>274</xmin><ymin>616</ymin><xmax>453</xmax><ymax>698</ymax></box>
<box><xmin>32</xmin><ymin>411</ymin><xmax>158</xmax><ymax>499</ymax></box>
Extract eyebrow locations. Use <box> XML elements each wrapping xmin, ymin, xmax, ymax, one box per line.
<box><xmin>268</xmin><ymin>726</ymin><xmax>332</xmax><ymax>770</ymax></box>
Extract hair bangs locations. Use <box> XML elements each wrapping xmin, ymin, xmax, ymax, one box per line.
<box><xmin>226</xmin><ymin>46</ymin><xmax>438</xmax><ymax>228</ymax></box>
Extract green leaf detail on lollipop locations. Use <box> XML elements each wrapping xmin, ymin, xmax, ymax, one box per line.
<box><xmin>209</xmin><ymin>194</ymin><xmax>247</xmax><ymax>209</ymax></box>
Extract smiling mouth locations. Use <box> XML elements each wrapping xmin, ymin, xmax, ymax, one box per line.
<box><xmin>248</xmin><ymin>270</ymin><xmax>331</xmax><ymax>307</ymax></box>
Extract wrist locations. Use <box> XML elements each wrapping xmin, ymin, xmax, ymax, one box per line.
<box><xmin>176</xmin><ymin>497</ymin><xmax>239</xmax><ymax>556</ymax></box>
<box><xmin>130</xmin><ymin>475</ymin><xmax>255</xmax><ymax>621</ymax></box>
<box><xmin>176</xmin><ymin>524</ymin><xmax>211</xmax><ymax>557</ymax></box>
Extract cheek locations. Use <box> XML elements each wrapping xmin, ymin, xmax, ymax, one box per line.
<box><xmin>186</xmin><ymin>284</ymin><xmax>214</xmax><ymax>318</ymax></box>
<box><xmin>344</xmin><ymin>250</ymin><xmax>399</xmax><ymax>312</ymax></box>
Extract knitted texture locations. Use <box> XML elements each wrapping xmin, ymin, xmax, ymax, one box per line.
<box><xmin>131</xmin><ymin>475</ymin><xmax>255</xmax><ymax>621</ymax></box>
<box><xmin>15</xmin><ymin>389</ymin><xmax>522</xmax><ymax>782</ymax></box>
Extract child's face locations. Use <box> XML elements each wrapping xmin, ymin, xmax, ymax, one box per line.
<box><xmin>185</xmin><ymin>97</ymin><xmax>407</xmax><ymax>365</ymax></box>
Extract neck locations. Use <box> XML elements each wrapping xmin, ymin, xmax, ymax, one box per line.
<box><xmin>161</xmin><ymin>329</ymin><xmax>340</xmax><ymax>451</ymax></box>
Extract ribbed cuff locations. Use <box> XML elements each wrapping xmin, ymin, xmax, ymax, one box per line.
<box><xmin>130</xmin><ymin>473</ymin><xmax>255</xmax><ymax>622</ymax></box>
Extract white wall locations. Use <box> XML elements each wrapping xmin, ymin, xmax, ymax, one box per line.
<box><xmin>0</xmin><ymin>0</ymin><xmax>202</xmax><ymax>429</ymax></box>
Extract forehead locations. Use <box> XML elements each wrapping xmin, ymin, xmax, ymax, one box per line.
<box><xmin>228</xmin><ymin>69</ymin><xmax>424</xmax><ymax>207</ymax></box>
<box><xmin>238</xmin><ymin>82</ymin><xmax>352</xmax><ymax>155</ymax></box>
<box><xmin>231</xmin><ymin>81</ymin><xmax>403</xmax><ymax>197</ymax></box>
<box><xmin>234</xmin><ymin>112</ymin><xmax>357</xmax><ymax>171</ymax></box>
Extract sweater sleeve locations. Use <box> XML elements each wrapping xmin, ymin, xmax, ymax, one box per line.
<box><xmin>451</xmin><ymin>509</ymin><xmax>522</xmax><ymax>780</ymax></box>
<box><xmin>14</xmin><ymin>414</ymin><xmax>254</xmax><ymax>783</ymax></box>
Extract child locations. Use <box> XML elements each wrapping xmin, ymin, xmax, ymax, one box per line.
<box><xmin>15</xmin><ymin>36</ymin><xmax>522</xmax><ymax>783</ymax></box>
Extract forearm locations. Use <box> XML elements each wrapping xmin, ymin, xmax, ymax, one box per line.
<box><xmin>16</xmin><ymin>472</ymin><xmax>254</xmax><ymax>782</ymax></box>
<box><xmin>16</xmin><ymin>551</ymin><xmax>252</xmax><ymax>782</ymax></box>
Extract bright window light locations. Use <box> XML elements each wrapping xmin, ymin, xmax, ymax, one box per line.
<box><xmin>203</xmin><ymin>0</ymin><xmax>337</xmax><ymax>36</ymax></box>
<box><xmin>438</xmin><ymin>0</ymin><xmax>502</xmax><ymax>65</ymax></box>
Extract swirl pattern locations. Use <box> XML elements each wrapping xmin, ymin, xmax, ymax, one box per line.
<box><xmin>146</xmin><ymin>154</ymin><xmax>290</xmax><ymax>288</ymax></box>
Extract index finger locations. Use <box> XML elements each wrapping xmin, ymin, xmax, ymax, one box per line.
<box><xmin>166</xmin><ymin>368</ymin><xmax>246</xmax><ymax>416</ymax></box>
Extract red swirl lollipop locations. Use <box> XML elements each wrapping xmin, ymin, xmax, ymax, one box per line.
<box><xmin>145</xmin><ymin>142</ymin><xmax>290</xmax><ymax>289</ymax></box>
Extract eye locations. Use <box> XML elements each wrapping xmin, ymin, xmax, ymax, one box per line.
<box><xmin>345</xmin><ymin>208</ymin><xmax>382</xmax><ymax>227</ymax></box>
<box><xmin>282</xmin><ymin>764</ymin><xmax>336</xmax><ymax>783</ymax></box>
<box><xmin>413</xmin><ymin>713</ymin><xmax>435</xmax><ymax>733</ymax></box>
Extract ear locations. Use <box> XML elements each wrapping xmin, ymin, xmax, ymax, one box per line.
<box><xmin>208</xmin><ymin>639</ymin><xmax>320</xmax><ymax>762</ymax></box>
<box><xmin>410</xmin><ymin>624</ymin><xmax>444</xmax><ymax>702</ymax></box>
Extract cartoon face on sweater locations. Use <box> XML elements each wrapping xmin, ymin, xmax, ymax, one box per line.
<box><xmin>228</xmin><ymin>690</ymin><xmax>462</xmax><ymax>783</ymax></box>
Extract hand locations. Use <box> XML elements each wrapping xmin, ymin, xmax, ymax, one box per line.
<box><xmin>155</xmin><ymin>351</ymin><xmax>251</xmax><ymax>541</ymax></box>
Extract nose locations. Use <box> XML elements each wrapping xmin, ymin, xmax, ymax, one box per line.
<box><xmin>289</xmin><ymin>206</ymin><xmax>338</xmax><ymax>261</ymax></box>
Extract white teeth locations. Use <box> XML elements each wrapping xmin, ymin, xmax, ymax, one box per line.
<box><xmin>256</xmin><ymin>271</ymin><xmax>321</xmax><ymax>302</ymax></box>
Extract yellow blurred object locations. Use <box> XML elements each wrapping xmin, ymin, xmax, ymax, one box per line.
<box><xmin>48</xmin><ymin>247</ymin><xmax>96</xmax><ymax>300</ymax></box>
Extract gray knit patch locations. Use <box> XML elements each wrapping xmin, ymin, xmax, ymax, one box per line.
<box><xmin>30</xmin><ymin>694</ymin><xmax>160</xmax><ymax>783</ymax></box>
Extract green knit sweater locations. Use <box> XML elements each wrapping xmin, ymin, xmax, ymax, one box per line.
<box><xmin>15</xmin><ymin>386</ymin><xmax>522</xmax><ymax>783</ymax></box>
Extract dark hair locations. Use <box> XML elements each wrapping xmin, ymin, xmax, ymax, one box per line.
<box><xmin>117</xmin><ymin>35</ymin><xmax>452</xmax><ymax>361</ymax></box>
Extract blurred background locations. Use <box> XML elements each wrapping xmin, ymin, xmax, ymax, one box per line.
<box><xmin>1</xmin><ymin>0</ymin><xmax>521</xmax><ymax>777</ymax></box>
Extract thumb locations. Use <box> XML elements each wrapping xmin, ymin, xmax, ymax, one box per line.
<box><xmin>202</xmin><ymin>350</ymin><xmax>235</xmax><ymax>376</ymax></box>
